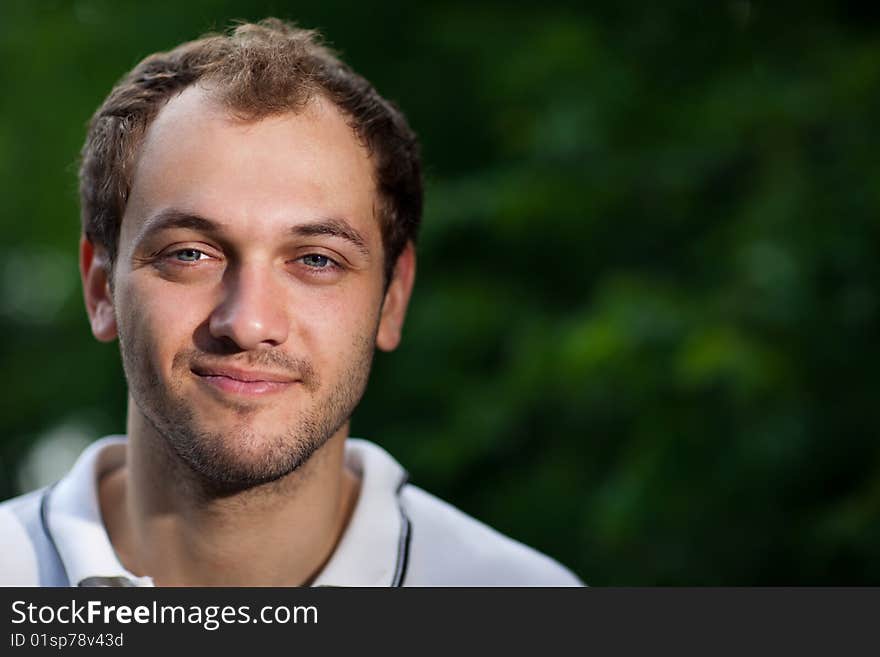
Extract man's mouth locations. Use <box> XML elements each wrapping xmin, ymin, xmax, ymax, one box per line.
<box><xmin>191</xmin><ymin>365</ymin><xmax>299</xmax><ymax>396</ymax></box>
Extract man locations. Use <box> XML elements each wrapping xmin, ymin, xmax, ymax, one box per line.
<box><xmin>0</xmin><ymin>19</ymin><xmax>581</xmax><ymax>586</ymax></box>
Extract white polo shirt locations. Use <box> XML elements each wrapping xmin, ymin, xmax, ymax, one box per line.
<box><xmin>0</xmin><ymin>437</ymin><xmax>583</xmax><ymax>587</ymax></box>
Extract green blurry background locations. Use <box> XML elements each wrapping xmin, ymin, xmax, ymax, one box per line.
<box><xmin>2</xmin><ymin>0</ymin><xmax>879</xmax><ymax>584</ymax></box>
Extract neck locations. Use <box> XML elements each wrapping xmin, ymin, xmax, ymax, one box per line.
<box><xmin>99</xmin><ymin>401</ymin><xmax>360</xmax><ymax>586</ymax></box>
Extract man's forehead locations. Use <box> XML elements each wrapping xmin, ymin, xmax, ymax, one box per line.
<box><xmin>139</xmin><ymin>84</ymin><xmax>364</xmax><ymax>166</ymax></box>
<box><xmin>123</xmin><ymin>85</ymin><xmax>379</xmax><ymax>242</ymax></box>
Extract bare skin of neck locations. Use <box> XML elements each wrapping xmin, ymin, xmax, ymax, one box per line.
<box><xmin>98</xmin><ymin>401</ymin><xmax>361</xmax><ymax>586</ymax></box>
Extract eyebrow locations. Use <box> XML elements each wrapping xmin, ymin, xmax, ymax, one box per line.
<box><xmin>291</xmin><ymin>218</ymin><xmax>370</xmax><ymax>257</ymax></box>
<box><xmin>135</xmin><ymin>209</ymin><xmax>219</xmax><ymax>244</ymax></box>
<box><xmin>135</xmin><ymin>208</ymin><xmax>371</xmax><ymax>257</ymax></box>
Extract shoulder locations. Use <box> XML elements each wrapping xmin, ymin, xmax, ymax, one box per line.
<box><xmin>0</xmin><ymin>489</ymin><xmax>65</xmax><ymax>586</ymax></box>
<box><xmin>399</xmin><ymin>484</ymin><xmax>584</xmax><ymax>586</ymax></box>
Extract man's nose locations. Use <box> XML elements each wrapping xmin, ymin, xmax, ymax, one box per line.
<box><xmin>208</xmin><ymin>263</ymin><xmax>289</xmax><ymax>350</ymax></box>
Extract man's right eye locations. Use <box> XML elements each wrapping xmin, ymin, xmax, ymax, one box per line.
<box><xmin>171</xmin><ymin>248</ymin><xmax>207</xmax><ymax>262</ymax></box>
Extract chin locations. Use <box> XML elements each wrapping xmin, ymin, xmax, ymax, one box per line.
<box><xmin>164</xmin><ymin>422</ymin><xmax>331</xmax><ymax>494</ymax></box>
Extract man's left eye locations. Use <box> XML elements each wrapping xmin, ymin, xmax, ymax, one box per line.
<box><xmin>300</xmin><ymin>254</ymin><xmax>334</xmax><ymax>268</ymax></box>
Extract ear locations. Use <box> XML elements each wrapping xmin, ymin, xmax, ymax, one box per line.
<box><xmin>376</xmin><ymin>241</ymin><xmax>416</xmax><ymax>352</ymax></box>
<box><xmin>79</xmin><ymin>234</ymin><xmax>118</xmax><ymax>342</ymax></box>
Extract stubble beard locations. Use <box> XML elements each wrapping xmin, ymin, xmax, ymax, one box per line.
<box><xmin>119</xmin><ymin>333</ymin><xmax>375</xmax><ymax>495</ymax></box>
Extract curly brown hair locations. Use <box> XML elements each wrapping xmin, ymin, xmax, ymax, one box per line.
<box><xmin>78</xmin><ymin>18</ymin><xmax>422</xmax><ymax>284</ymax></box>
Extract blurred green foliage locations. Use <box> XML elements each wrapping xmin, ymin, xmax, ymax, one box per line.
<box><xmin>1</xmin><ymin>0</ymin><xmax>879</xmax><ymax>584</ymax></box>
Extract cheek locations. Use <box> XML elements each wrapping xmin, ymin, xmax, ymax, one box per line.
<box><xmin>293</xmin><ymin>286</ymin><xmax>381</xmax><ymax>365</ymax></box>
<box><xmin>116</xmin><ymin>279</ymin><xmax>209</xmax><ymax>364</ymax></box>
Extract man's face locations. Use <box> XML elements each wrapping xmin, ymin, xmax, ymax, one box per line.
<box><xmin>89</xmin><ymin>86</ymin><xmax>406</xmax><ymax>490</ymax></box>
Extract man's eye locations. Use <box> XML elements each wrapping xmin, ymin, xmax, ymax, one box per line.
<box><xmin>300</xmin><ymin>254</ymin><xmax>334</xmax><ymax>268</ymax></box>
<box><xmin>172</xmin><ymin>248</ymin><xmax>206</xmax><ymax>262</ymax></box>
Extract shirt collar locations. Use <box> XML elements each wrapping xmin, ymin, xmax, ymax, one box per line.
<box><xmin>45</xmin><ymin>435</ymin><xmax>152</xmax><ymax>587</ymax></box>
<box><xmin>311</xmin><ymin>439</ymin><xmax>410</xmax><ymax>587</ymax></box>
<box><xmin>43</xmin><ymin>436</ymin><xmax>409</xmax><ymax>587</ymax></box>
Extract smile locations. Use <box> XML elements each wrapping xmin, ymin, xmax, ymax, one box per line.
<box><xmin>191</xmin><ymin>366</ymin><xmax>298</xmax><ymax>396</ymax></box>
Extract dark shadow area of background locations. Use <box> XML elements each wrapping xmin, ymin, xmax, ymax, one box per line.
<box><xmin>1</xmin><ymin>0</ymin><xmax>878</xmax><ymax>584</ymax></box>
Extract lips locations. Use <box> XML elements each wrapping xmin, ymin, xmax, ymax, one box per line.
<box><xmin>191</xmin><ymin>365</ymin><xmax>298</xmax><ymax>396</ymax></box>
